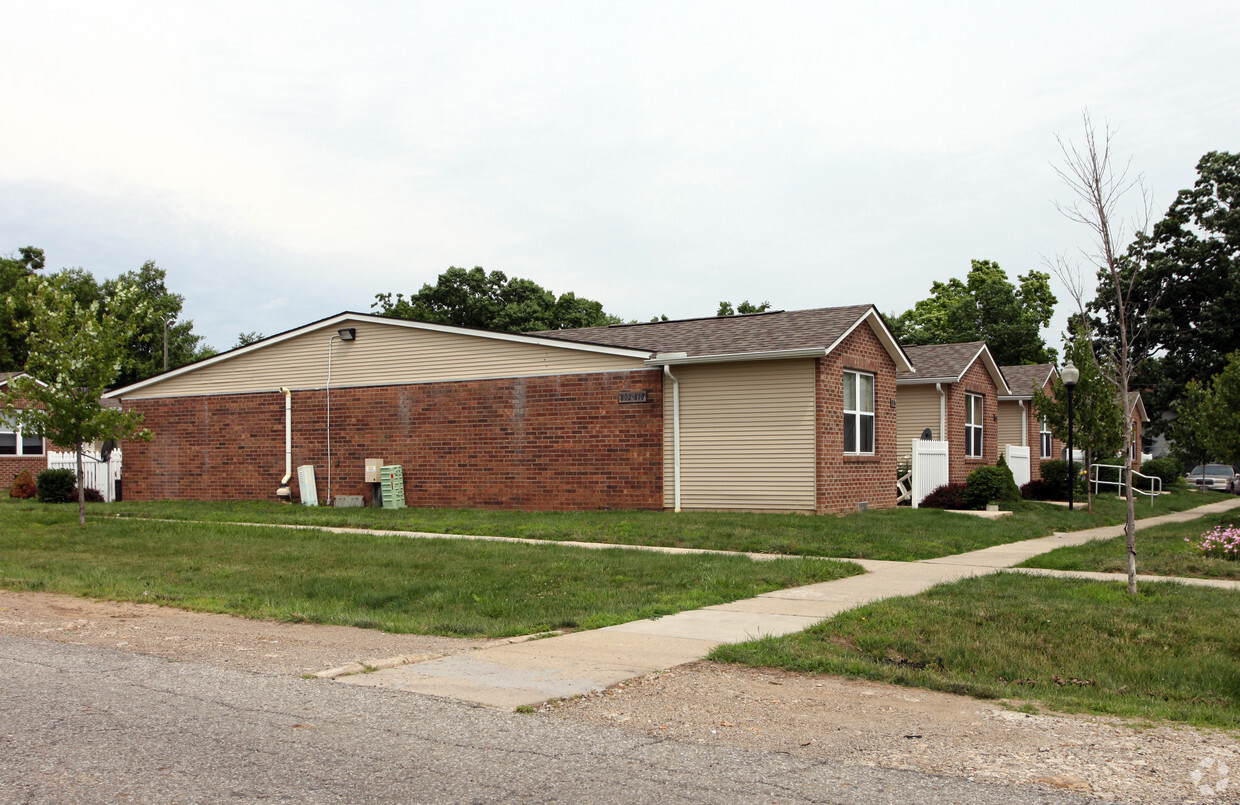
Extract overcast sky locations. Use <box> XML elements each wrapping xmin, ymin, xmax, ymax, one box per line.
<box><xmin>2</xmin><ymin>1</ymin><xmax>1237</xmax><ymax>354</ymax></box>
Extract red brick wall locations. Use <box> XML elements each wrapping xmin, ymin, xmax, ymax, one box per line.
<box><xmin>946</xmin><ymin>360</ymin><xmax>1000</xmax><ymax>485</ymax></box>
<box><xmin>1027</xmin><ymin>379</ymin><xmax>1064</xmax><ymax>483</ymax></box>
<box><xmin>120</xmin><ymin>370</ymin><xmax>664</xmax><ymax>510</ymax></box>
<box><xmin>816</xmin><ymin>324</ymin><xmax>899</xmax><ymax>514</ymax></box>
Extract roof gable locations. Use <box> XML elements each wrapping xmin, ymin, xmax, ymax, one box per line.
<box><xmin>998</xmin><ymin>363</ymin><xmax>1055</xmax><ymax>399</ymax></box>
<box><xmin>106</xmin><ymin>312</ymin><xmax>652</xmax><ymax>399</ymax></box>
<box><xmin>897</xmin><ymin>342</ymin><xmax>1010</xmax><ymax>394</ymax></box>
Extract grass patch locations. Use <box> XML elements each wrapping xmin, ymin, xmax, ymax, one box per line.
<box><xmin>58</xmin><ymin>485</ymin><xmax>1230</xmax><ymax>561</ymax></box>
<box><xmin>710</xmin><ymin>573</ymin><xmax>1240</xmax><ymax>728</ymax></box>
<box><xmin>0</xmin><ymin>503</ymin><xmax>859</xmax><ymax>638</ymax></box>
<box><xmin>1020</xmin><ymin>509</ymin><xmax>1240</xmax><ymax>580</ymax></box>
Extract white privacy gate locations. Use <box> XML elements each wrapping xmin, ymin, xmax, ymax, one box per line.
<box><xmin>47</xmin><ymin>449</ymin><xmax>122</xmax><ymax>503</ymax></box>
<box><xmin>910</xmin><ymin>439</ymin><xmax>949</xmax><ymax>509</ymax></box>
<box><xmin>1004</xmin><ymin>445</ymin><xmax>1031</xmax><ymax>488</ymax></box>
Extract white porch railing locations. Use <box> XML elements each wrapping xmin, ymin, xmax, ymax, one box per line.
<box><xmin>1089</xmin><ymin>463</ymin><xmax>1161</xmax><ymax>507</ymax></box>
<box><xmin>47</xmin><ymin>449</ymin><xmax>122</xmax><ymax>503</ymax></box>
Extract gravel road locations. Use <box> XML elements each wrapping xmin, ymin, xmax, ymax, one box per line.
<box><xmin>2</xmin><ymin>589</ymin><xmax>1236</xmax><ymax>804</ymax></box>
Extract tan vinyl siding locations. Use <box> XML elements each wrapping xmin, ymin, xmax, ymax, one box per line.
<box><xmin>662</xmin><ymin>359</ymin><xmax>815</xmax><ymax>510</ymax></box>
<box><xmin>896</xmin><ymin>384</ymin><xmax>943</xmax><ymax>453</ymax></box>
<box><xmin>997</xmin><ymin>400</ymin><xmax>1026</xmax><ymax>447</ymax></box>
<box><xmin>122</xmin><ymin>320</ymin><xmax>648</xmax><ymax>398</ymax></box>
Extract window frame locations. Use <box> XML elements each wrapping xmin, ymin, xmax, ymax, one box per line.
<box><xmin>843</xmin><ymin>369</ymin><xmax>875</xmax><ymax>455</ymax></box>
<box><xmin>965</xmin><ymin>392</ymin><xmax>984</xmax><ymax>458</ymax></box>
<box><xmin>1039</xmin><ymin>416</ymin><xmax>1052</xmax><ymax>458</ymax></box>
<box><xmin>0</xmin><ymin>414</ymin><xmax>44</xmax><ymax>457</ymax></box>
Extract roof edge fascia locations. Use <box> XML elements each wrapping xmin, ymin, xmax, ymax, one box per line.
<box><xmin>646</xmin><ymin>347</ymin><xmax>828</xmax><ymax>366</ymax></box>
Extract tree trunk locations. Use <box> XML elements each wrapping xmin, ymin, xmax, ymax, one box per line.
<box><xmin>1124</xmin><ymin>417</ymin><xmax>1137</xmax><ymax>594</ymax></box>
<box><xmin>75</xmin><ymin>441</ymin><xmax>86</xmax><ymax>526</ymax></box>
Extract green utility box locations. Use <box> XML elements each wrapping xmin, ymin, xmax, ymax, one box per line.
<box><xmin>379</xmin><ymin>465</ymin><xmax>406</xmax><ymax>509</ymax></box>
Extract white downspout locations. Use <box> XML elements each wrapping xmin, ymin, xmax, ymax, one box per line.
<box><xmin>935</xmin><ymin>383</ymin><xmax>946</xmax><ymax>440</ymax></box>
<box><xmin>277</xmin><ymin>387</ymin><xmax>292</xmax><ymax>500</ymax></box>
<box><xmin>663</xmin><ymin>364</ymin><xmax>681</xmax><ymax>512</ymax></box>
<box><xmin>1019</xmin><ymin>399</ymin><xmax>1028</xmax><ymax>446</ymax></box>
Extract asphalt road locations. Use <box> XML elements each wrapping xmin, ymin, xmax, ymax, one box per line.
<box><xmin>0</xmin><ymin>636</ymin><xmax>1101</xmax><ymax>804</ymax></box>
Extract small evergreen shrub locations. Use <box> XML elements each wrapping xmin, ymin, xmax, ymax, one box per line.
<box><xmin>36</xmin><ymin>468</ymin><xmax>77</xmax><ymax>503</ymax></box>
<box><xmin>964</xmin><ymin>462</ymin><xmax>1021</xmax><ymax>510</ymax></box>
<box><xmin>10</xmin><ymin>470</ymin><xmax>36</xmax><ymax>499</ymax></box>
<box><xmin>920</xmin><ymin>483</ymin><xmax>967</xmax><ymax>509</ymax></box>
<box><xmin>1141</xmin><ymin>457</ymin><xmax>1183</xmax><ymax>487</ymax></box>
<box><xmin>73</xmin><ymin>487</ymin><xmax>105</xmax><ymax>503</ymax></box>
<box><xmin>1039</xmin><ymin>460</ymin><xmax>1086</xmax><ymax>498</ymax></box>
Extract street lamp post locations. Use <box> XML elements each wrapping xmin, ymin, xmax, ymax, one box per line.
<box><xmin>1062</xmin><ymin>360</ymin><xmax>1080</xmax><ymax>511</ymax></box>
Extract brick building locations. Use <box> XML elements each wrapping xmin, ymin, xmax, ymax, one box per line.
<box><xmin>997</xmin><ymin>363</ymin><xmax>1063</xmax><ymax>482</ymax></box>
<box><xmin>894</xmin><ymin>342</ymin><xmax>1009</xmax><ymax>485</ymax></box>
<box><xmin>107</xmin><ymin>306</ymin><xmax>912</xmax><ymax>514</ymax></box>
<box><xmin>0</xmin><ymin>373</ymin><xmax>48</xmax><ymax>485</ymax></box>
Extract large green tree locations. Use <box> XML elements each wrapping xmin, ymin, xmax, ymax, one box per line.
<box><xmin>1</xmin><ymin>274</ymin><xmax>153</xmax><ymax>524</ymax></box>
<box><xmin>1032</xmin><ymin>328</ymin><xmax>1124</xmax><ymax>510</ymax></box>
<box><xmin>1090</xmin><ymin>151</ymin><xmax>1240</xmax><ymax>424</ymax></box>
<box><xmin>890</xmin><ymin>260</ymin><xmax>1057</xmax><ymax>365</ymax></box>
<box><xmin>100</xmin><ymin>261</ymin><xmax>212</xmax><ymax>385</ymax></box>
<box><xmin>374</xmin><ymin>267</ymin><xmax>620</xmax><ymax>333</ymax></box>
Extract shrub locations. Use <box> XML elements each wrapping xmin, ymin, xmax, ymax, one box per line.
<box><xmin>920</xmin><ymin>483</ymin><xmax>966</xmax><ymax>509</ymax></box>
<box><xmin>36</xmin><ymin>468</ymin><xmax>77</xmax><ymax>503</ymax></box>
<box><xmin>964</xmin><ymin>462</ymin><xmax>1021</xmax><ymax>510</ymax></box>
<box><xmin>73</xmin><ymin>487</ymin><xmax>105</xmax><ymax>503</ymax></box>
<box><xmin>1021</xmin><ymin>478</ymin><xmax>1054</xmax><ymax>500</ymax></box>
<box><xmin>1141</xmin><ymin>457</ymin><xmax>1183</xmax><ymax>487</ymax></box>
<box><xmin>1039</xmin><ymin>459</ymin><xmax>1086</xmax><ymax>498</ymax></box>
<box><xmin>9</xmin><ymin>470</ymin><xmax>36</xmax><ymax>499</ymax></box>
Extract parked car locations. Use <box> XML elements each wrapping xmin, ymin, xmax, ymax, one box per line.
<box><xmin>1185</xmin><ymin>464</ymin><xmax>1238</xmax><ymax>493</ymax></box>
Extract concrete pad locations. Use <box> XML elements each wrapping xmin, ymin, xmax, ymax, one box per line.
<box><xmin>604</xmin><ymin>608</ymin><xmax>821</xmax><ymax>642</ymax></box>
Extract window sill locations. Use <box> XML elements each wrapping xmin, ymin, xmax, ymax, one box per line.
<box><xmin>843</xmin><ymin>454</ymin><xmax>879</xmax><ymax>462</ymax></box>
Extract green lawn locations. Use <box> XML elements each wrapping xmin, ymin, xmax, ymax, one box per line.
<box><xmin>710</xmin><ymin>573</ymin><xmax>1240</xmax><ymax>728</ymax></box>
<box><xmin>0</xmin><ymin>502</ymin><xmax>860</xmax><ymax>638</ymax></box>
<box><xmin>96</xmin><ymin>486</ymin><xmax>1229</xmax><ymax>561</ymax></box>
<box><xmin>1020</xmin><ymin>509</ymin><xmax>1240</xmax><ymax>580</ymax></box>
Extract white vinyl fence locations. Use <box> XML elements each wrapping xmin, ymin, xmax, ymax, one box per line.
<box><xmin>910</xmin><ymin>439</ymin><xmax>949</xmax><ymax>509</ymax></box>
<box><xmin>1005</xmin><ymin>445</ymin><xmax>1031</xmax><ymax>488</ymax></box>
<box><xmin>47</xmin><ymin>449</ymin><xmax>122</xmax><ymax>503</ymax></box>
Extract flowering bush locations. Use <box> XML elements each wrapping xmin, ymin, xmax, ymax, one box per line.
<box><xmin>1187</xmin><ymin>524</ymin><xmax>1240</xmax><ymax>560</ymax></box>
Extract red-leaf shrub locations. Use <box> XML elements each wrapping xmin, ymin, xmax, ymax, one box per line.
<box><xmin>920</xmin><ymin>483</ymin><xmax>967</xmax><ymax>509</ymax></box>
<box><xmin>73</xmin><ymin>487</ymin><xmax>105</xmax><ymax>503</ymax></box>
<box><xmin>9</xmin><ymin>470</ymin><xmax>36</xmax><ymax>499</ymax></box>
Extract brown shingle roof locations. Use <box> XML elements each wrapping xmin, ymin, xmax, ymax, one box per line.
<box><xmin>897</xmin><ymin>342</ymin><xmax>989</xmax><ymax>381</ymax></box>
<box><xmin>999</xmin><ymin>364</ymin><xmax>1055</xmax><ymax>397</ymax></box>
<box><xmin>530</xmin><ymin>305</ymin><xmax>883</xmax><ymax>357</ymax></box>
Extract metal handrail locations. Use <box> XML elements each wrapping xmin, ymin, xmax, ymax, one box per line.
<box><xmin>1089</xmin><ymin>463</ymin><xmax>1161</xmax><ymax>506</ymax></box>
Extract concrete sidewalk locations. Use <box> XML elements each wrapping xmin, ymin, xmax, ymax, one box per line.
<box><xmin>337</xmin><ymin>497</ymin><xmax>1240</xmax><ymax>709</ymax></box>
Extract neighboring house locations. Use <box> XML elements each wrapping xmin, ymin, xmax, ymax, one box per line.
<box><xmin>895</xmin><ymin>342</ymin><xmax>1010</xmax><ymax>485</ymax></box>
<box><xmin>105</xmin><ymin>306</ymin><xmax>912</xmax><ymax>514</ymax></box>
<box><xmin>0</xmin><ymin>372</ymin><xmax>48</xmax><ymax>483</ymax></box>
<box><xmin>1126</xmin><ymin>392</ymin><xmax>1149</xmax><ymax>472</ymax></box>
<box><xmin>997</xmin><ymin>363</ymin><xmax>1062</xmax><ymax>482</ymax></box>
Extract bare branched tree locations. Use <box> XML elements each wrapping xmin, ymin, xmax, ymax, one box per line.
<box><xmin>1052</xmin><ymin>111</ymin><xmax>1159</xmax><ymax>595</ymax></box>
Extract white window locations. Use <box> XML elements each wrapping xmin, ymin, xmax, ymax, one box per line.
<box><xmin>0</xmin><ymin>415</ymin><xmax>43</xmax><ymax>456</ymax></box>
<box><xmin>1040</xmin><ymin>417</ymin><xmax>1052</xmax><ymax>458</ymax></box>
<box><xmin>843</xmin><ymin>370</ymin><xmax>875</xmax><ymax>454</ymax></box>
<box><xmin>965</xmin><ymin>393</ymin><xmax>983</xmax><ymax>458</ymax></box>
